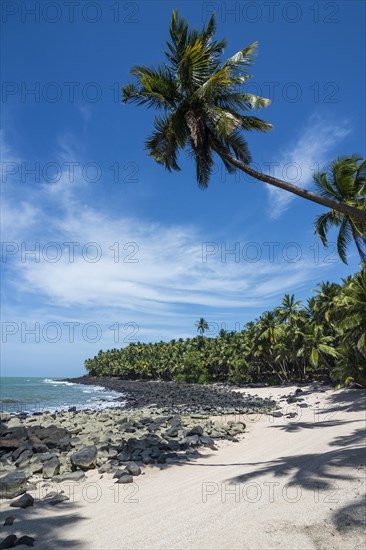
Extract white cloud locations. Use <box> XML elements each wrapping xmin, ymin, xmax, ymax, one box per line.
<box><xmin>1</xmin><ymin>131</ymin><xmax>343</xmax><ymax>345</ymax></box>
<box><xmin>266</xmin><ymin>114</ymin><xmax>351</xmax><ymax>218</ymax></box>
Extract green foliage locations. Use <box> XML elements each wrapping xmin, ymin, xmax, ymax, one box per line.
<box><xmin>85</xmin><ymin>272</ymin><xmax>366</xmax><ymax>388</ymax></box>
<box><xmin>314</xmin><ymin>156</ymin><xmax>366</xmax><ymax>264</ymax></box>
<box><xmin>122</xmin><ymin>10</ymin><xmax>271</xmax><ymax>188</ymax></box>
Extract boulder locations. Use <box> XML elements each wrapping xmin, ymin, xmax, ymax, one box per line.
<box><xmin>10</xmin><ymin>493</ymin><xmax>34</xmax><ymax>509</ymax></box>
<box><xmin>0</xmin><ymin>439</ymin><xmax>21</xmax><ymax>451</ymax></box>
<box><xmin>124</xmin><ymin>462</ymin><xmax>141</xmax><ymax>476</ymax></box>
<box><xmin>0</xmin><ymin>534</ymin><xmax>17</xmax><ymax>549</ymax></box>
<box><xmin>14</xmin><ymin>535</ymin><xmax>35</xmax><ymax>546</ymax></box>
<box><xmin>116</xmin><ymin>473</ymin><xmax>133</xmax><ymax>484</ymax></box>
<box><xmin>0</xmin><ymin>471</ymin><xmax>27</xmax><ymax>499</ymax></box>
<box><xmin>70</xmin><ymin>445</ymin><xmax>98</xmax><ymax>470</ymax></box>
<box><xmin>42</xmin><ymin>457</ymin><xmax>60</xmax><ymax>478</ymax></box>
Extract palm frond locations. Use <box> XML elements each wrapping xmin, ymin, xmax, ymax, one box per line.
<box><xmin>337</xmin><ymin>217</ymin><xmax>352</xmax><ymax>264</ymax></box>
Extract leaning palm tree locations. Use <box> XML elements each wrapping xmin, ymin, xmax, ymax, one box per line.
<box><xmin>122</xmin><ymin>10</ymin><xmax>366</xmax><ymax>223</ymax></box>
<box><xmin>314</xmin><ymin>156</ymin><xmax>366</xmax><ymax>264</ymax></box>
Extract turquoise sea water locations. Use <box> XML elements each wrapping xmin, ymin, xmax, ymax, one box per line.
<box><xmin>0</xmin><ymin>377</ymin><xmax>125</xmax><ymax>414</ymax></box>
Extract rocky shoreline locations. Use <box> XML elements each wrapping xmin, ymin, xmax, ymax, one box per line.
<box><xmin>0</xmin><ymin>380</ymin><xmax>279</xmax><ymax>547</ymax></box>
<box><xmin>1</xmin><ymin>380</ymin><xmax>277</xmax><ymax>491</ymax></box>
<box><xmin>64</xmin><ymin>376</ymin><xmax>275</xmax><ymax>415</ymax></box>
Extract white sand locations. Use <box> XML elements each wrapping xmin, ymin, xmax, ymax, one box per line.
<box><xmin>1</xmin><ymin>385</ymin><xmax>365</xmax><ymax>549</ymax></box>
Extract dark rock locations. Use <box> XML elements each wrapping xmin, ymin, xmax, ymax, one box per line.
<box><xmin>0</xmin><ymin>535</ymin><xmax>17</xmax><ymax>549</ymax></box>
<box><xmin>0</xmin><ymin>471</ymin><xmax>27</xmax><ymax>499</ymax></box>
<box><xmin>70</xmin><ymin>446</ymin><xmax>98</xmax><ymax>470</ymax></box>
<box><xmin>10</xmin><ymin>493</ymin><xmax>34</xmax><ymax>509</ymax></box>
<box><xmin>199</xmin><ymin>435</ymin><xmax>215</xmax><ymax>448</ymax></box>
<box><xmin>187</xmin><ymin>426</ymin><xmax>203</xmax><ymax>436</ymax></box>
<box><xmin>164</xmin><ymin>427</ymin><xmax>178</xmax><ymax>438</ymax></box>
<box><xmin>124</xmin><ymin>461</ymin><xmax>141</xmax><ymax>476</ymax></box>
<box><xmin>286</xmin><ymin>395</ymin><xmax>297</xmax><ymax>404</ymax></box>
<box><xmin>57</xmin><ymin>436</ymin><xmax>71</xmax><ymax>452</ymax></box>
<box><xmin>15</xmin><ymin>536</ymin><xmax>35</xmax><ymax>546</ymax></box>
<box><xmin>116</xmin><ymin>473</ymin><xmax>133</xmax><ymax>484</ymax></box>
<box><xmin>7</xmin><ymin>427</ymin><xmax>27</xmax><ymax>440</ymax></box>
<box><xmin>32</xmin><ymin>444</ymin><xmax>49</xmax><ymax>454</ymax></box>
<box><xmin>116</xmin><ymin>451</ymin><xmax>131</xmax><ymax>462</ymax></box>
<box><xmin>268</xmin><ymin>411</ymin><xmax>283</xmax><ymax>418</ymax></box>
<box><xmin>0</xmin><ymin>439</ymin><xmax>21</xmax><ymax>451</ymax></box>
<box><xmin>43</xmin><ymin>492</ymin><xmax>69</xmax><ymax>505</ymax></box>
<box><xmin>3</xmin><ymin>517</ymin><xmax>15</xmax><ymax>526</ymax></box>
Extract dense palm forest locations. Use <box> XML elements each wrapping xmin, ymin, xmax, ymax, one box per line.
<box><xmin>85</xmin><ymin>271</ymin><xmax>366</xmax><ymax>388</ymax></box>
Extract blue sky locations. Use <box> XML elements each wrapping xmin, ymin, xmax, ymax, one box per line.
<box><xmin>1</xmin><ymin>0</ymin><xmax>365</xmax><ymax>377</ymax></box>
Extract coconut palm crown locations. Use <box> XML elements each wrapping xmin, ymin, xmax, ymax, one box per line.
<box><xmin>122</xmin><ymin>10</ymin><xmax>273</xmax><ymax>187</ymax></box>
<box><xmin>314</xmin><ymin>156</ymin><xmax>366</xmax><ymax>264</ymax></box>
<box><xmin>122</xmin><ymin>10</ymin><xmax>366</xmax><ymax>223</ymax></box>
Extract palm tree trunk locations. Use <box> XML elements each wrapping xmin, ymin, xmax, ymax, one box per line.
<box><xmin>212</xmin><ymin>146</ymin><xmax>366</xmax><ymax>223</ymax></box>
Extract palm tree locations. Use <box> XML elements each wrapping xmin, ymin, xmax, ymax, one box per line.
<box><xmin>314</xmin><ymin>156</ymin><xmax>366</xmax><ymax>264</ymax></box>
<box><xmin>195</xmin><ymin>317</ymin><xmax>209</xmax><ymax>335</ymax></box>
<box><xmin>277</xmin><ymin>294</ymin><xmax>302</xmax><ymax>324</ymax></box>
<box><xmin>122</xmin><ymin>10</ymin><xmax>366</xmax><ymax>223</ymax></box>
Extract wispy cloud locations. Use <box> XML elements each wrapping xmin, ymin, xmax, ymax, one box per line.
<box><xmin>1</xmin><ymin>133</ymin><xmax>344</xmax><ymax>342</ymax></box>
<box><xmin>266</xmin><ymin>114</ymin><xmax>351</xmax><ymax>219</ymax></box>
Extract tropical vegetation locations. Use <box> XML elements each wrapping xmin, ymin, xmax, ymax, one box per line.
<box><xmin>85</xmin><ymin>271</ymin><xmax>366</xmax><ymax>388</ymax></box>
<box><xmin>313</xmin><ymin>156</ymin><xmax>366</xmax><ymax>265</ymax></box>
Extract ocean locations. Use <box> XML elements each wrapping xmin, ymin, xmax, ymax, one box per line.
<box><xmin>0</xmin><ymin>377</ymin><xmax>125</xmax><ymax>414</ymax></box>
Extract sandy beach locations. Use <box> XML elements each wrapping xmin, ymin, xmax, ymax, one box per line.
<box><xmin>1</xmin><ymin>384</ymin><xmax>365</xmax><ymax>550</ymax></box>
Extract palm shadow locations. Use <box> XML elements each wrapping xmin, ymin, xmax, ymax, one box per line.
<box><xmin>226</xmin><ymin>425</ymin><xmax>366</xmax><ymax>492</ymax></box>
<box><xmin>0</xmin><ymin>500</ymin><xmax>87</xmax><ymax>549</ymax></box>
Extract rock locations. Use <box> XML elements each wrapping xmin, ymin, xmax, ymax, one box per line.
<box><xmin>199</xmin><ymin>435</ymin><xmax>215</xmax><ymax>448</ymax></box>
<box><xmin>32</xmin><ymin>444</ymin><xmax>49</xmax><ymax>454</ymax></box>
<box><xmin>268</xmin><ymin>411</ymin><xmax>283</xmax><ymax>418</ymax></box>
<box><xmin>0</xmin><ymin>471</ymin><xmax>27</xmax><ymax>499</ymax></box>
<box><xmin>7</xmin><ymin>426</ymin><xmax>27</xmax><ymax>439</ymax></box>
<box><xmin>0</xmin><ymin>535</ymin><xmax>17</xmax><ymax>549</ymax></box>
<box><xmin>53</xmin><ymin>471</ymin><xmax>86</xmax><ymax>482</ymax></box>
<box><xmin>298</xmin><ymin>403</ymin><xmax>308</xmax><ymax>408</ymax></box>
<box><xmin>286</xmin><ymin>395</ymin><xmax>297</xmax><ymax>404</ymax></box>
<box><xmin>11</xmin><ymin>446</ymin><xmax>29</xmax><ymax>461</ymax></box>
<box><xmin>70</xmin><ymin>446</ymin><xmax>98</xmax><ymax>470</ymax></box>
<box><xmin>10</xmin><ymin>493</ymin><xmax>34</xmax><ymax>509</ymax></box>
<box><xmin>113</xmin><ymin>469</ymin><xmax>127</xmax><ymax>479</ymax></box>
<box><xmin>116</xmin><ymin>473</ymin><xmax>133</xmax><ymax>484</ymax></box>
<box><xmin>164</xmin><ymin>427</ymin><xmax>178</xmax><ymax>438</ymax></box>
<box><xmin>57</xmin><ymin>436</ymin><xmax>71</xmax><ymax>452</ymax></box>
<box><xmin>42</xmin><ymin>457</ymin><xmax>60</xmax><ymax>478</ymax></box>
<box><xmin>116</xmin><ymin>451</ymin><xmax>131</xmax><ymax>462</ymax></box>
<box><xmin>43</xmin><ymin>492</ymin><xmax>69</xmax><ymax>505</ymax></box>
<box><xmin>98</xmin><ymin>463</ymin><xmax>113</xmax><ymax>474</ymax></box>
<box><xmin>0</xmin><ymin>439</ymin><xmax>21</xmax><ymax>451</ymax></box>
<box><xmin>125</xmin><ymin>461</ymin><xmax>141</xmax><ymax>476</ymax></box>
<box><xmin>15</xmin><ymin>535</ymin><xmax>35</xmax><ymax>546</ymax></box>
<box><xmin>187</xmin><ymin>425</ymin><xmax>203</xmax><ymax>436</ymax></box>
<box><xmin>3</xmin><ymin>517</ymin><xmax>15</xmax><ymax>526</ymax></box>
